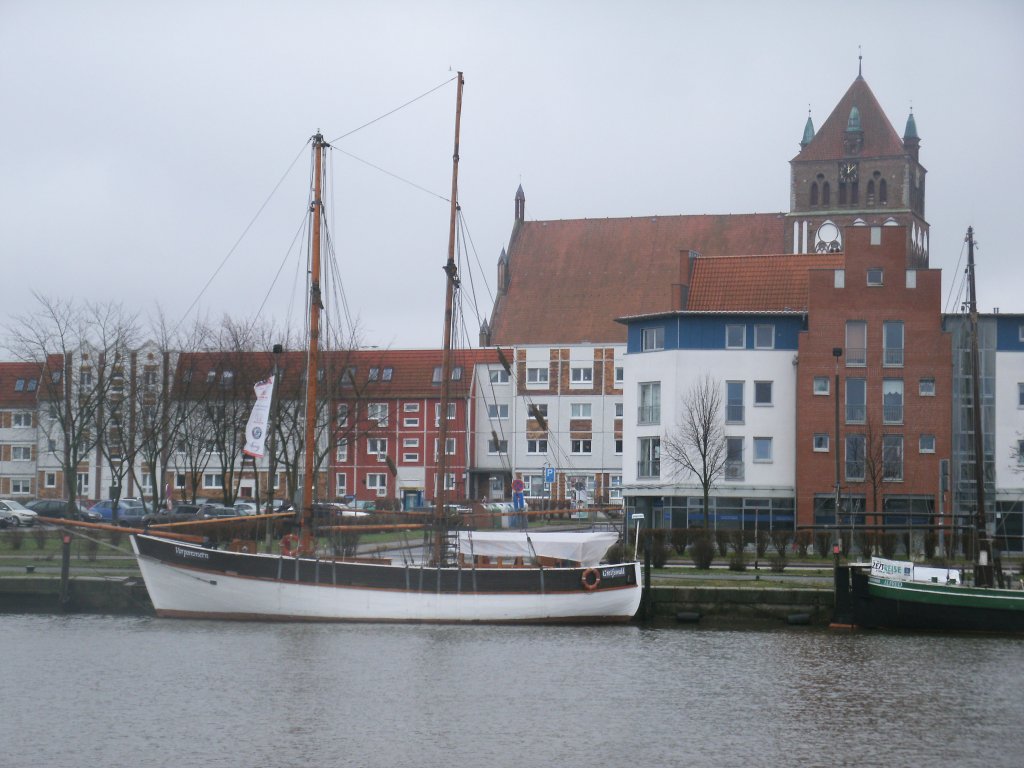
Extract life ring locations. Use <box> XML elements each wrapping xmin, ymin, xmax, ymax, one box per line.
<box><xmin>580</xmin><ymin>568</ymin><xmax>601</xmax><ymax>591</ymax></box>
<box><xmin>281</xmin><ymin>533</ymin><xmax>299</xmax><ymax>557</ymax></box>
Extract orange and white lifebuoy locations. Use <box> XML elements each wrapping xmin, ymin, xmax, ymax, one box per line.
<box><xmin>580</xmin><ymin>568</ymin><xmax>601</xmax><ymax>591</ymax></box>
<box><xmin>280</xmin><ymin>533</ymin><xmax>299</xmax><ymax>557</ymax></box>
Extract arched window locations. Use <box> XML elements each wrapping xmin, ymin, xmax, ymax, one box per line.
<box><xmin>822</xmin><ymin>182</ymin><xmax>831</xmax><ymax>206</ymax></box>
<box><xmin>867</xmin><ymin>179</ymin><xmax>875</xmax><ymax>205</ymax></box>
<box><xmin>879</xmin><ymin>179</ymin><xmax>888</xmax><ymax>205</ymax></box>
<box><xmin>810</xmin><ymin>182</ymin><xmax>819</xmax><ymax>206</ymax></box>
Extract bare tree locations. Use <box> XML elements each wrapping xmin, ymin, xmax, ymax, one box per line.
<box><xmin>5</xmin><ymin>294</ymin><xmax>139</xmax><ymax>517</ymax></box>
<box><xmin>662</xmin><ymin>374</ymin><xmax>727</xmax><ymax>528</ymax></box>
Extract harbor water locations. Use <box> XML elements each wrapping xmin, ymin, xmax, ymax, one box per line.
<box><xmin>2</xmin><ymin>615</ymin><xmax>1023</xmax><ymax>768</ymax></box>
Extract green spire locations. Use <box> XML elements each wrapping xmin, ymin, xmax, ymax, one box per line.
<box><xmin>801</xmin><ymin>111</ymin><xmax>815</xmax><ymax>147</ymax></box>
<box><xmin>904</xmin><ymin>109</ymin><xmax>919</xmax><ymax>140</ymax></box>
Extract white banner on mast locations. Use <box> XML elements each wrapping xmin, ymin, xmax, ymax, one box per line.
<box><xmin>242</xmin><ymin>376</ymin><xmax>275</xmax><ymax>458</ymax></box>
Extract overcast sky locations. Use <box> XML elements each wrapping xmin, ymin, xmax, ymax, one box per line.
<box><xmin>3</xmin><ymin>0</ymin><xmax>1022</xmax><ymax>352</ymax></box>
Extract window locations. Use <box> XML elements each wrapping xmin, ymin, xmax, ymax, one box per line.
<box><xmin>336</xmin><ymin>473</ymin><xmax>347</xmax><ymax>496</ymax></box>
<box><xmin>920</xmin><ymin>378</ymin><xmax>936</xmax><ymax>397</ymax></box>
<box><xmin>528</xmin><ymin>403</ymin><xmax>548</xmax><ymax>421</ymax></box>
<box><xmin>368</xmin><ymin>367</ymin><xmax>380</xmax><ymax>382</ymax></box>
<box><xmin>12</xmin><ymin>446</ymin><xmax>31</xmax><ymax>461</ymax></box>
<box><xmin>340</xmin><ymin>367</ymin><xmax>356</xmax><ymax>387</ymax></box>
<box><xmin>570</xmin><ymin>367</ymin><xmax>593</xmax><ymax>385</ymax></box>
<box><xmin>883</xmin><ymin>321</ymin><xmax>904</xmax><ymax>366</ymax></box>
<box><xmin>754</xmin><ymin>381</ymin><xmax>773</xmax><ymax>406</ymax></box>
<box><xmin>489</xmin><ymin>368</ymin><xmax>509</xmax><ymax>384</ymax></box>
<box><xmin>403</xmin><ymin>403</ymin><xmax>420</xmax><ymax>412</ymax></box>
<box><xmin>725</xmin><ymin>324</ymin><xmax>745</xmax><ymax>349</ymax></box>
<box><xmin>12</xmin><ymin>412</ymin><xmax>32</xmax><ymax>427</ymax></box>
<box><xmin>753</xmin><ymin>437</ymin><xmax>772</xmax><ymax>463</ymax></box>
<box><xmin>382</xmin><ymin>367</ymin><xmax>393</xmax><ymax>381</ymax></box>
<box><xmin>571</xmin><ymin>439</ymin><xmax>592</xmax><ymax>454</ymax></box>
<box><xmin>883</xmin><ymin>435</ymin><xmax>904</xmax><ymax>481</ymax></box>
<box><xmin>367</xmin><ymin>403</ymin><xmax>388</xmax><ymax>426</ymax></box>
<box><xmin>403</xmin><ymin>417</ymin><xmax>420</xmax><ymax>427</ymax></box>
<box><xmin>725</xmin><ymin>437</ymin><xmax>744</xmax><ymax>480</ymax></box>
<box><xmin>432</xmin><ymin>367</ymin><xmax>443</xmax><ymax>384</ymax></box>
<box><xmin>754</xmin><ymin>324</ymin><xmax>775</xmax><ymax>349</ymax></box>
<box><xmin>367</xmin><ymin>438</ymin><xmax>387</xmax><ymax>459</ymax></box>
<box><xmin>487</xmin><ymin>438</ymin><xmax>508</xmax><ymax>454</ymax></box>
<box><xmin>615</xmin><ymin>438</ymin><xmax>623</xmax><ymax>454</ymax></box>
<box><xmin>813</xmin><ymin>377</ymin><xmax>830</xmax><ymax>396</ymax></box>
<box><xmin>77</xmin><ymin>472</ymin><xmax>90</xmax><ymax>494</ymax></box>
<box><xmin>526</xmin><ymin>367</ymin><xmax>549</xmax><ymax>385</ymax></box>
<box><xmin>641</xmin><ymin>326</ymin><xmax>664</xmax><ymax>351</ymax></box>
<box><xmin>638</xmin><ymin>382</ymin><xmax>661</xmax><ymax>424</ymax></box>
<box><xmin>434</xmin><ymin>402</ymin><xmax>456</xmax><ymax>425</ymax></box>
<box><xmin>570</xmin><ymin>403</ymin><xmax>592</xmax><ymax>419</ymax></box>
<box><xmin>726</xmin><ymin>381</ymin><xmax>744</xmax><ymax>423</ymax></box>
<box><xmin>919</xmin><ymin>434</ymin><xmax>936</xmax><ymax>453</ymax></box>
<box><xmin>451</xmin><ymin>367</ymin><xmax>463</xmax><ymax>381</ymax></box>
<box><xmin>336</xmin><ymin>439</ymin><xmax>348</xmax><ymax>462</ymax></box>
<box><xmin>846</xmin><ymin>378</ymin><xmax>866</xmax><ymax>423</ymax></box>
<box><xmin>14</xmin><ymin>378</ymin><xmax>24</xmax><ymax>391</ymax></box>
<box><xmin>47</xmin><ymin>439</ymin><xmax>57</xmax><ymax>453</ymax></box>
<box><xmin>403</xmin><ymin>438</ymin><xmax>420</xmax><ymax>448</ymax></box>
<box><xmin>846</xmin><ymin>321</ymin><xmax>867</xmax><ymax>366</ymax></box>
<box><xmin>440</xmin><ymin>473</ymin><xmax>457</xmax><ymax>491</ymax></box>
<box><xmin>203</xmin><ymin>473</ymin><xmax>224</xmax><ymax>489</ymax></box>
<box><xmin>403</xmin><ymin>453</ymin><xmax>419</xmax><ymax>462</ymax></box>
<box><xmin>609</xmin><ymin>475</ymin><xmax>623</xmax><ymax>500</ymax></box>
<box><xmin>882</xmin><ymin>380</ymin><xmax>904</xmax><ymax>424</ymax></box>
<box><xmin>45</xmin><ymin>472</ymin><xmax>57</xmax><ymax>488</ymax></box>
<box><xmin>1019</xmin><ymin>440</ymin><xmax>1024</xmax><ymax>465</ymax></box>
<box><xmin>174</xmin><ymin>473</ymin><xmax>186</xmax><ymax>489</ymax></box>
<box><xmin>813</xmin><ymin>434</ymin><xmax>830</xmax><ymax>452</ymax></box>
<box><xmin>1019</xmin><ymin>382</ymin><xmax>1024</xmax><ymax>408</ymax></box>
<box><xmin>80</xmin><ymin>370</ymin><xmax>93</xmax><ymax>387</ymax></box>
<box><xmin>527</xmin><ymin>438</ymin><xmax>548</xmax><ymax>454</ymax></box>
<box><xmin>337</xmin><ymin>404</ymin><xmax>349</xmax><ymax>427</ymax></box>
<box><xmin>638</xmin><ymin>437</ymin><xmax>660</xmax><ymax>478</ymax></box>
<box><xmin>141</xmin><ymin>475</ymin><xmax>153</xmax><ymax>492</ymax></box>
<box><xmin>487</xmin><ymin>404</ymin><xmax>509</xmax><ymax>419</ymax></box>
<box><xmin>615</xmin><ymin>366</ymin><xmax>624</xmax><ymax>386</ymax></box>
<box><xmin>11</xmin><ymin>479</ymin><xmax>31</xmax><ymax>495</ymax></box>
<box><xmin>434</xmin><ymin>438</ymin><xmax>456</xmax><ymax>456</ymax></box>
<box><xmin>366</xmin><ymin>473</ymin><xmax>387</xmax><ymax>496</ymax></box>
<box><xmin>867</xmin><ymin>268</ymin><xmax>884</xmax><ymax>286</ymax></box>
<box><xmin>615</xmin><ymin>402</ymin><xmax>624</xmax><ymax>418</ymax></box>
<box><xmin>845</xmin><ymin>435</ymin><xmax>866</xmax><ymax>481</ymax></box>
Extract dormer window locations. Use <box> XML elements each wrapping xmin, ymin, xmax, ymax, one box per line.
<box><xmin>382</xmin><ymin>367</ymin><xmax>393</xmax><ymax>381</ymax></box>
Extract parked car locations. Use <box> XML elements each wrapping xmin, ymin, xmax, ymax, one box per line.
<box><xmin>90</xmin><ymin>499</ymin><xmax>147</xmax><ymax>527</ymax></box>
<box><xmin>142</xmin><ymin>504</ymin><xmax>201</xmax><ymax>526</ymax></box>
<box><xmin>197</xmin><ymin>504</ymin><xmax>240</xmax><ymax>519</ymax></box>
<box><xmin>0</xmin><ymin>499</ymin><xmax>39</xmax><ymax>527</ymax></box>
<box><xmin>26</xmin><ymin>499</ymin><xmax>97</xmax><ymax>522</ymax></box>
<box><xmin>233</xmin><ymin>502</ymin><xmax>258</xmax><ymax>515</ymax></box>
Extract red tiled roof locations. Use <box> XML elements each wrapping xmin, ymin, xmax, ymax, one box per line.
<box><xmin>489</xmin><ymin>213</ymin><xmax>786</xmax><ymax>345</ymax></box>
<box><xmin>688</xmin><ymin>253</ymin><xmax>845</xmax><ymax>312</ymax></box>
<box><xmin>794</xmin><ymin>76</ymin><xmax>906</xmax><ymax>162</ymax></box>
<box><xmin>0</xmin><ymin>362</ymin><xmax>44</xmax><ymax>408</ymax></box>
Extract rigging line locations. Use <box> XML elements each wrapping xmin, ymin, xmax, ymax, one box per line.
<box><xmin>328</xmin><ymin>74</ymin><xmax>458</xmax><ymax>144</ymax></box>
<box><xmin>331</xmin><ymin>146</ymin><xmax>450</xmax><ymax>203</ymax></box>
<box><xmin>943</xmin><ymin>235</ymin><xmax>969</xmax><ymax>315</ymax></box>
<box><xmin>458</xmin><ymin>209</ymin><xmax>496</xmax><ymax>308</ymax></box>
<box><xmin>240</xmin><ymin>210</ymin><xmax>311</xmax><ymax>342</ymax></box>
<box><xmin>173</xmin><ymin>138</ymin><xmax>312</xmax><ymax>337</ymax></box>
<box><xmin>457</xmin><ymin>214</ymin><xmax>486</xmax><ymax>332</ymax></box>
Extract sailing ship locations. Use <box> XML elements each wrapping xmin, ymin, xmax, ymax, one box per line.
<box><xmin>130</xmin><ymin>74</ymin><xmax>643</xmax><ymax>623</ymax></box>
<box><xmin>833</xmin><ymin>227</ymin><xmax>1024</xmax><ymax>632</ymax></box>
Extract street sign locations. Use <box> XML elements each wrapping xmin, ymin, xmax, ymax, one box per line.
<box><xmin>544</xmin><ymin>467</ymin><xmax>555</xmax><ymax>483</ymax></box>
<box><xmin>512</xmin><ymin>478</ymin><xmax>525</xmax><ymax>493</ymax></box>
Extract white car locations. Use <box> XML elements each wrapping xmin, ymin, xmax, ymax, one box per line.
<box><xmin>233</xmin><ymin>502</ymin><xmax>258</xmax><ymax>515</ymax></box>
<box><xmin>0</xmin><ymin>499</ymin><xmax>39</xmax><ymax>527</ymax></box>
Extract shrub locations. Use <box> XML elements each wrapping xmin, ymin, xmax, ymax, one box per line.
<box><xmin>33</xmin><ymin>527</ymin><xmax>49</xmax><ymax>550</ymax></box>
<box><xmin>770</xmin><ymin>531</ymin><xmax>791</xmax><ymax>558</ymax></box>
<box><xmin>690</xmin><ymin>533</ymin><xmax>715</xmax><ymax>569</ymax></box>
<box><xmin>922</xmin><ymin>531</ymin><xmax>937</xmax><ymax>561</ymax></box>
<box><xmin>728</xmin><ymin>551</ymin><xmax>747</xmax><ymax>571</ymax></box>
<box><xmin>855</xmin><ymin>532</ymin><xmax>874</xmax><ymax>559</ymax></box>
<box><xmin>769</xmin><ymin>554</ymin><xmax>787</xmax><ymax>572</ymax></box>
<box><xmin>108</xmin><ymin>529</ymin><xmax>123</xmax><ymax>548</ymax></box>
<box><xmin>715</xmin><ymin>530</ymin><xmax>730</xmax><ymax>557</ymax></box>
<box><xmin>729</xmin><ymin>529</ymin><xmax>746</xmax><ymax>554</ymax></box>
<box><xmin>814</xmin><ymin>532</ymin><xmax>831</xmax><ymax>559</ymax></box>
<box><xmin>85</xmin><ymin>538</ymin><xmax>100</xmax><ymax>562</ymax></box>
<box><xmin>643</xmin><ymin>529</ymin><xmax>670</xmax><ymax>568</ymax></box>
<box><xmin>795</xmin><ymin>530</ymin><xmax>811</xmax><ymax>558</ymax></box>
<box><xmin>669</xmin><ymin>528</ymin><xmax>689</xmax><ymax>555</ymax></box>
<box><xmin>880</xmin><ymin>532</ymin><xmax>898</xmax><ymax>559</ymax></box>
<box><xmin>754</xmin><ymin>530</ymin><xmax>769</xmax><ymax>558</ymax></box>
<box><xmin>8</xmin><ymin>530</ymin><xmax>25</xmax><ymax>550</ymax></box>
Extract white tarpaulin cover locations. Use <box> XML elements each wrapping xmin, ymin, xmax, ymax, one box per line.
<box><xmin>457</xmin><ymin>531</ymin><xmax>618</xmax><ymax>566</ymax></box>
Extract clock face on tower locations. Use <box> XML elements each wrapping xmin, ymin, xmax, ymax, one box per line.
<box><xmin>839</xmin><ymin>161</ymin><xmax>859</xmax><ymax>182</ymax></box>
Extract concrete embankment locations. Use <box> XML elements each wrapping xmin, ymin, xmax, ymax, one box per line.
<box><xmin>0</xmin><ymin>576</ymin><xmax>833</xmax><ymax>625</ymax></box>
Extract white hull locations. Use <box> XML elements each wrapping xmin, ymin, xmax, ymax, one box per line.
<box><xmin>132</xmin><ymin>537</ymin><xmax>642</xmax><ymax>624</ymax></box>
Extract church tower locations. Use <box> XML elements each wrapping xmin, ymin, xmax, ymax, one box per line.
<box><xmin>787</xmin><ymin>65</ymin><xmax>929</xmax><ymax>267</ymax></box>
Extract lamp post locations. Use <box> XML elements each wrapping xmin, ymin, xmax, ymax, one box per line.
<box><xmin>833</xmin><ymin>347</ymin><xmax>843</xmax><ymax>555</ymax></box>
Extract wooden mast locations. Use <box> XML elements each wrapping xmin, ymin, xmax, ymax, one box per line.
<box><xmin>300</xmin><ymin>133</ymin><xmax>327</xmax><ymax>555</ymax></box>
<box><xmin>433</xmin><ymin>72</ymin><xmax>464</xmax><ymax>566</ymax></box>
<box><xmin>966</xmin><ymin>226</ymin><xmax>994</xmax><ymax>586</ymax></box>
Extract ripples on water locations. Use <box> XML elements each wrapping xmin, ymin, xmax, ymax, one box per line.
<box><xmin>2</xmin><ymin>615</ymin><xmax>1022</xmax><ymax>768</ymax></box>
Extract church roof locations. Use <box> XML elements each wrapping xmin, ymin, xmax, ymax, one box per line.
<box><xmin>687</xmin><ymin>253</ymin><xmax>845</xmax><ymax>312</ymax></box>
<box><xmin>793</xmin><ymin>76</ymin><xmax>906</xmax><ymax>161</ymax></box>
<box><xmin>488</xmin><ymin>213</ymin><xmax>786</xmax><ymax>345</ymax></box>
